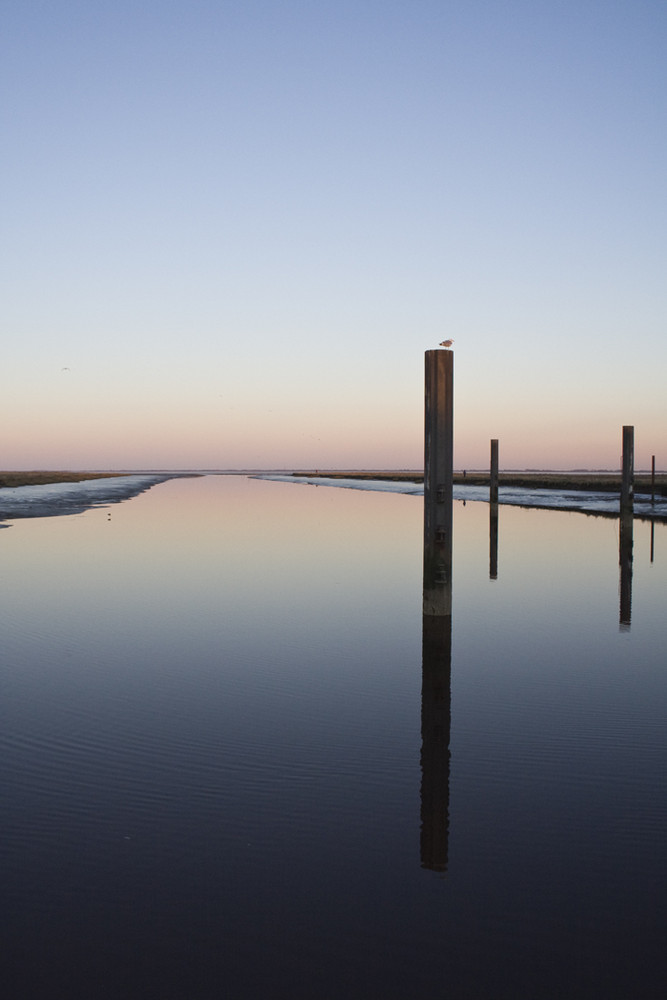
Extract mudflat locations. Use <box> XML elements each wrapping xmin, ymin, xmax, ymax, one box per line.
<box><xmin>292</xmin><ymin>470</ymin><xmax>667</xmax><ymax>495</ymax></box>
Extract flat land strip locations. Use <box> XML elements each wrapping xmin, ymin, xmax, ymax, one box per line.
<box><xmin>292</xmin><ymin>470</ymin><xmax>667</xmax><ymax>495</ymax></box>
<box><xmin>3</xmin><ymin>470</ymin><xmax>665</xmax><ymax>498</ymax></box>
<box><xmin>0</xmin><ymin>472</ymin><xmax>133</xmax><ymax>489</ymax></box>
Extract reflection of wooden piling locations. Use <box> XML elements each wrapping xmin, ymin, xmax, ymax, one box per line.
<box><xmin>423</xmin><ymin>350</ymin><xmax>453</xmax><ymax>616</ymax></box>
<box><xmin>489</xmin><ymin>502</ymin><xmax>498</xmax><ymax>580</ymax></box>
<box><xmin>420</xmin><ymin>614</ymin><xmax>451</xmax><ymax>872</ymax></box>
<box><xmin>490</xmin><ymin>439</ymin><xmax>499</xmax><ymax>505</ymax></box>
<box><xmin>619</xmin><ymin>511</ymin><xmax>633</xmax><ymax>631</ymax></box>
<box><xmin>621</xmin><ymin>426</ymin><xmax>634</xmax><ymax>515</ymax></box>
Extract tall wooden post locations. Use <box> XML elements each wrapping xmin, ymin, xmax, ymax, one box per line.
<box><xmin>423</xmin><ymin>349</ymin><xmax>453</xmax><ymax>616</ymax></box>
<box><xmin>490</xmin><ymin>438</ymin><xmax>499</xmax><ymax>505</ymax></box>
<box><xmin>621</xmin><ymin>425</ymin><xmax>634</xmax><ymax>515</ymax></box>
<box><xmin>618</xmin><ymin>427</ymin><xmax>634</xmax><ymax>629</ymax></box>
<box><xmin>651</xmin><ymin>455</ymin><xmax>656</xmax><ymax>505</ymax></box>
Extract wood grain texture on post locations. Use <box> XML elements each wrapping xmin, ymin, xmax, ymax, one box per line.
<box><xmin>423</xmin><ymin>348</ymin><xmax>453</xmax><ymax>616</ymax></box>
<box><xmin>490</xmin><ymin>438</ymin><xmax>499</xmax><ymax>505</ymax></box>
<box><xmin>621</xmin><ymin>425</ymin><xmax>634</xmax><ymax>514</ymax></box>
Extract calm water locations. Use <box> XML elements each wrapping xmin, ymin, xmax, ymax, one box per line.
<box><xmin>1</xmin><ymin>475</ymin><xmax>666</xmax><ymax>998</ymax></box>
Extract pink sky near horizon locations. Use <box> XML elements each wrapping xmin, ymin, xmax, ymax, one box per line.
<box><xmin>2</xmin><ymin>351</ymin><xmax>662</xmax><ymax>472</ymax></box>
<box><xmin>2</xmin><ymin>2</ymin><xmax>665</xmax><ymax>473</ymax></box>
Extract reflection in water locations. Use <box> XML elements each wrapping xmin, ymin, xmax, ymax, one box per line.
<box><xmin>489</xmin><ymin>502</ymin><xmax>499</xmax><ymax>580</ymax></box>
<box><xmin>619</xmin><ymin>512</ymin><xmax>633</xmax><ymax>631</ymax></box>
<box><xmin>420</xmin><ymin>612</ymin><xmax>452</xmax><ymax>873</ymax></box>
<box><xmin>1</xmin><ymin>478</ymin><xmax>667</xmax><ymax>997</ymax></box>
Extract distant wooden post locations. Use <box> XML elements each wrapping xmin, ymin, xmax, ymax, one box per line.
<box><xmin>490</xmin><ymin>439</ymin><xmax>499</xmax><ymax>505</ymax></box>
<box><xmin>423</xmin><ymin>349</ymin><xmax>453</xmax><ymax>616</ymax></box>
<box><xmin>621</xmin><ymin>426</ymin><xmax>634</xmax><ymax>515</ymax></box>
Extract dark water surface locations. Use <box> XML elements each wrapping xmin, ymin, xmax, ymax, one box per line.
<box><xmin>1</xmin><ymin>475</ymin><xmax>666</xmax><ymax>998</ymax></box>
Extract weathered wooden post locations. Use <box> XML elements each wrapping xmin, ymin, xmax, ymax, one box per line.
<box><xmin>651</xmin><ymin>455</ymin><xmax>656</xmax><ymax>506</ymax></box>
<box><xmin>423</xmin><ymin>349</ymin><xmax>453</xmax><ymax>616</ymax></box>
<box><xmin>621</xmin><ymin>425</ymin><xmax>634</xmax><ymax>515</ymax></box>
<box><xmin>489</xmin><ymin>439</ymin><xmax>499</xmax><ymax>577</ymax></box>
<box><xmin>490</xmin><ymin>438</ymin><xmax>499</xmax><ymax>505</ymax></box>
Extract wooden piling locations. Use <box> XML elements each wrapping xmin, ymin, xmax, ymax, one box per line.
<box><xmin>423</xmin><ymin>349</ymin><xmax>453</xmax><ymax>616</ymax></box>
<box><xmin>621</xmin><ymin>426</ymin><xmax>634</xmax><ymax>515</ymax></box>
<box><xmin>490</xmin><ymin>439</ymin><xmax>499</xmax><ymax>505</ymax></box>
<box><xmin>651</xmin><ymin>455</ymin><xmax>656</xmax><ymax>505</ymax></box>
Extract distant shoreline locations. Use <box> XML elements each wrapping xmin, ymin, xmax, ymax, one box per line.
<box><xmin>0</xmin><ymin>471</ymin><xmax>201</xmax><ymax>489</ymax></box>
<box><xmin>2</xmin><ymin>470</ymin><xmax>666</xmax><ymax>524</ymax></box>
<box><xmin>0</xmin><ymin>471</ymin><xmax>137</xmax><ymax>489</ymax></box>
<box><xmin>2</xmin><ymin>469</ymin><xmax>665</xmax><ymax>499</ymax></box>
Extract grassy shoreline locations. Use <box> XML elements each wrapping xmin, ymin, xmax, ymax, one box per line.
<box><xmin>2</xmin><ymin>469</ymin><xmax>665</xmax><ymax>498</ymax></box>
<box><xmin>0</xmin><ymin>471</ymin><xmax>137</xmax><ymax>489</ymax></box>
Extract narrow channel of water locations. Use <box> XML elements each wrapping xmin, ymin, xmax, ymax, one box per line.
<box><xmin>1</xmin><ymin>475</ymin><xmax>665</xmax><ymax>998</ymax></box>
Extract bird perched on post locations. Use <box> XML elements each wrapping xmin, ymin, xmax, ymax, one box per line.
<box><xmin>439</xmin><ymin>339</ymin><xmax>454</xmax><ymax>348</ymax></box>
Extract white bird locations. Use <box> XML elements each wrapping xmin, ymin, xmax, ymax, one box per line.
<box><xmin>439</xmin><ymin>339</ymin><xmax>454</xmax><ymax>348</ymax></box>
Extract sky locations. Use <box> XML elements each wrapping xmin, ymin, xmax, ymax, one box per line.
<box><xmin>2</xmin><ymin>0</ymin><xmax>665</xmax><ymax>470</ymax></box>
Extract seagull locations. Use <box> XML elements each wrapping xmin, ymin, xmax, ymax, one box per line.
<box><xmin>439</xmin><ymin>339</ymin><xmax>454</xmax><ymax>348</ymax></box>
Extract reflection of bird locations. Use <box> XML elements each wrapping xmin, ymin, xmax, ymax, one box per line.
<box><xmin>439</xmin><ymin>340</ymin><xmax>454</xmax><ymax>348</ymax></box>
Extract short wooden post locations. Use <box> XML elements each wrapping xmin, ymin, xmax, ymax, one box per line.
<box><xmin>621</xmin><ymin>426</ymin><xmax>634</xmax><ymax>515</ymax></box>
<box><xmin>490</xmin><ymin>439</ymin><xmax>499</xmax><ymax>505</ymax></box>
<box><xmin>423</xmin><ymin>349</ymin><xmax>453</xmax><ymax>616</ymax></box>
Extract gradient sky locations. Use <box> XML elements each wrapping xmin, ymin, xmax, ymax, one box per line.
<box><xmin>2</xmin><ymin>0</ymin><xmax>665</xmax><ymax>470</ymax></box>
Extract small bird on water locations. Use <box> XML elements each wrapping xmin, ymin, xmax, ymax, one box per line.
<box><xmin>439</xmin><ymin>339</ymin><xmax>454</xmax><ymax>348</ymax></box>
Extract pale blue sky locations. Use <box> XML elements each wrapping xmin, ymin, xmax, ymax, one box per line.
<box><xmin>2</xmin><ymin>0</ymin><xmax>665</xmax><ymax>469</ymax></box>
